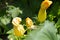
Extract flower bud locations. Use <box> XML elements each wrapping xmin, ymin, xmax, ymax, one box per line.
<box><xmin>41</xmin><ymin>0</ymin><xmax>52</xmax><ymax>10</ymax></box>
<box><xmin>26</xmin><ymin>17</ymin><xmax>35</xmax><ymax>29</ymax></box>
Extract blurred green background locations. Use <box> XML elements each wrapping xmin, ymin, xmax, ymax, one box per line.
<box><xmin>0</xmin><ymin>0</ymin><xmax>60</xmax><ymax>40</ymax></box>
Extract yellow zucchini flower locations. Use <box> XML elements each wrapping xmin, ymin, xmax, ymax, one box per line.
<box><xmin>38</xmin><ymin>0</ymin><xmax>52</xmax><ymax>22</ymax></box>
<box><xmin>26</xmin><ymin>17</ymin><xmax>35</xmax><ymax>29</ymax></box>
<box><xmin>13</xmin><ymin>25</ymin><xmax>25</xmax><ymax>36</ymax></box>
<box><xmin>12</xmin><ymin>17</ymin><xmax>25</xmax><ymax>36</ymax></box>
<box><xmin>12</xmin><ymin>17</ymin><xmax>22</xmax><ymax>26</ymax></box>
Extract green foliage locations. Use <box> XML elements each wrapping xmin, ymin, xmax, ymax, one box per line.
<box><xmin>55</xmin><ymin>18</ymin><xmax>60</xmax><ymax>28</ymax></box>
<box><xmin>58</xmin><ymin>7</ymin><xmax>60</xmax><ymax>18</ymax></box>
<box><xmin>6</xmin><ymin>4</ymin><xmax>22</xmax><ymax>18</ymax></box>
<box><xmin>48</xmin><ymin>1</ymin><xmax>60</xmax><ymax>21</ymax></box>
<box><xmin>0</xmin><ymin>38</ymin><xmax>2</xmax><ymax>40</ymax></box>
<box><xmin>0</xmin><ymin>0</ymin><xmax>60</xmax><ymax>40</ymax></box>
<box><xmin>57</xmin><ymin>34</ymin><xmax>60</xmax><ymax>40</ymax></box>
<box><xmin>24</xmin><ymin>21</ymin><xmax>58</xmax><ymax>40</ymax></box>
<box><xmin>0</xmin><ymin>16</ymin><xmax>10</xmax><ymax>25</ymax></box>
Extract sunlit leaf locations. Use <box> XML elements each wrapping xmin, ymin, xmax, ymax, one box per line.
<box><xmin>6</xmin><ymin>5</ymin><xmax>22</xmax><ymax>18</ymax></box>
<box><xmin>57</xmin><ymin>34</ymin><xmax>60</xmax><ymax>40</ymax></box>
<box><xmin>55</xmin><ymin>18</ymin><xmax>60</xmax><ymax>28</ymax></box>
<box><xmin>7</xmin><ymin>29</ymin><xmax>14</xmax><ymax>34</ymax></box>
<box><xmin>58</xmin><ymin>7</ymin><xmax>60</xmax><ymax>15</ymax></box>
<box><xmin>0</xmin><ymin>16</ymin><xmax>11</xmax><ymax>25</ymax></box>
